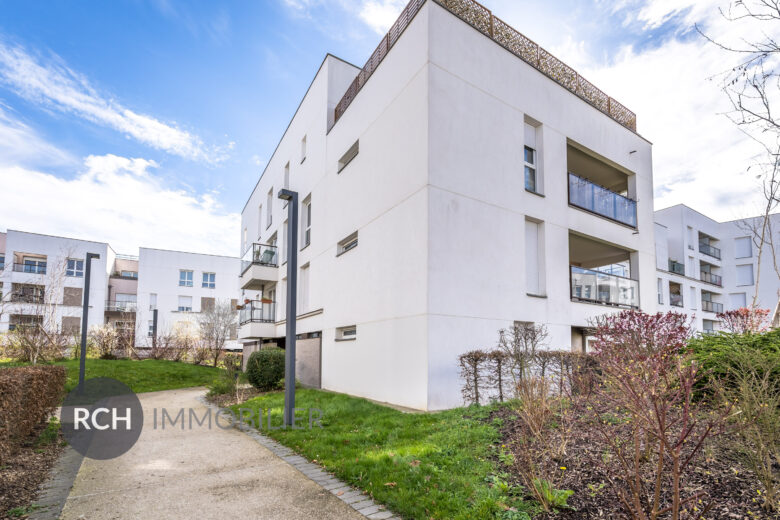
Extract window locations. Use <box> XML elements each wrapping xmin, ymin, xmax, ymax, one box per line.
<box><xmin>302</xmin><ymin>196</ymin><xmax>312</xmax><ymax>248</ymax></box>
<box><xmin>690</xmin><ymin>287</ymin><xmax>697</xmax><ymax>310</ymax></box>
<box><xmin>201</xmin><ymin>296</ymin><xmax>215</xmax><ymax>312</ymax></box>
<box><xmin>735</xmin><ymin>236</ymin><xmax>752</xmax><ymax>258</ymax></box>
<box><xmin>258</xmin><ymin>205</ymin><xmax>263</xmax><ymax>237</ymax></box>
<box><xmin>202</xmin><ymin>272</ymin><xmax>216</xmax><ymax>289</ymax></box>
<box><xmin>337</xmin><ymin>231</ymin><xmax>358</xmax><ymax>256</ymax></box>
<box><xmin>179</xmin><ymin>270</ymin><xmax>193</xmax><ymax>287</ymax></box>
<box><xmin>524</xmin><ymin>219</ymin><xmax>545</xmax><ymax>296</ymax></box>
<box><xmin>267</xmin><ymin>188</ymin><xmax>273</xmax><ymax>228</ymax></box>
<box><xmin>301</xmin><ymin>135</ymin><xmax>307</xmax><ymax>163</ymax></box>
<box><xmin>243</xmin><ymin>227</ymin><xmax>248</xmax><ymax>253</ymax></box>
<box><xmin>299</xmin><ymin>264</ymin><xmax>310</xmax><ymax>312</ymax></box>
<box><xmin>736</xmin><ymin>264</ymin><xmax>754</xmax><ymax>286</ymax></box>
<box><xmin>284</xmin><ymin>162</ymin><xmax>290</xmax><ymax>189</ymax></box>
<box><xmin>0</xmin><ymin>254</ymin><xmax>5</xmax><ymax>270</ymax></box>
<box><xmin>121</xmin><ymin>271</ymin><xmax>138</xmax><ymax>279</ymax></box>
<box><xmin>178</xmin><ymin>295</ymin><xmax>193</xmax><ymax>312</ymax></box>
<box><xmin>336</xmin><ymin>325</ymin><xmax>357</xmax><ymax>341</ymax></box>
<box><xmin>338</xmin><ymin>140</ymin><xmax>359</xmax><ymax>173</ymax></box>
<box><xmin>149</xmin><ymin>293</ymin><xmax>157</xmax><ymax>310</ymax></box>
<box><xmin>702</xmin><ymin>320</ymin><xmax>715</xmax><ymax>333</ymax></box>
<box><xmin>524</xmin><ymin>122</ymin><xmax>541</xmax><ymax>194</ymax></box>
<box><xmin>657</xmin><ymin>278</ymin><xmax>663</xmax><ymax>304</ymax></box>
<box><xmin>148</xmin><ymin>320</ymin><xmax>155</xmax><ymax>337</ymax></box>
<box><xmin>66</xmin><ymin>258</ymin><xmax>84</xmax><ymax>277</ymax></box>
<box><xmin>730</xmin><ymin>292</ymin><xmax>747</xmax><ymax>309</ymax></box>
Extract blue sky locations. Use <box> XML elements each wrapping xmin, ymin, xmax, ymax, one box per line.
<box><xmin>0</xmin><ymin>0</ymin><xmax>767</xmax><ymax>255</ymax></box>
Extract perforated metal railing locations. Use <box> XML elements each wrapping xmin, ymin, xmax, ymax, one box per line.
<box><xmin>333</xmin><ymin>0</ymin><xmax>637</xmax><ymax>132</ymax></box>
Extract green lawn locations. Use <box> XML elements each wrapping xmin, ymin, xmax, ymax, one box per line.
<box><xmin>233</xmin><ymin>389</ymin><xmax>534</xmax><ymax>520</ymax></box>
<box><xmin>0</xmin><ymin>359</ymin><xmax>222</xmax><ymax>394</ymax></box>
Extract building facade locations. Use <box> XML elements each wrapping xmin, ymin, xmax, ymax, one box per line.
<box><xmin>238</xmin><ymin>0</ymin><xmax>655</xmax><ymax>410</ymax></box>
<box><xmin>0</xmin><ymin>230</ymin><xmax>240</xmax><ymax>349</ymax></box>
<box><xmin>654</xmin><ymin>205</ymin><xmax>780</xmax><ymax>332</ymax></box>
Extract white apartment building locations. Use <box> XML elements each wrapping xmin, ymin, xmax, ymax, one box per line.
<box><xmin>0</xmin><ymin>230</ymin><xmax>112</xmax><ymax>335</ymax></box>
<box><xmin>655</xmin><ymin>204</ymin><xmax>780</xmax><ymax>332</ymax></box>
<box><xmin>0</xmin><ymin>230</ymin><xmax>241</xmax><ymax>349</ymax></box>
<box><xmin>136</xmin><ymin>248</ymin><xmax>240</xmax><ymax>349</ymax></box>
<box><xmin>239</xmin><ymin>0</ymin><xmax>655</xmax><ymax>410</ymax></box>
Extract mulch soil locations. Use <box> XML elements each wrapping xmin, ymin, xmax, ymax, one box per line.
<box><xmin>491</xmin><ymin>405</ymin><xmax>779</xmax><ymax>519</ymax></box>
<box><xmin>206</xmin><ymin>387</ymin><xmax>263</xmax><ymax>408</ymax></box>
<box><xmin>0</xmin><ymin>423</ymin><xmax>64</xmax><ymax>520</ymax></box>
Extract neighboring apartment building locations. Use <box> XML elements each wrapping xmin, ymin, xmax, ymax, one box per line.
<box><xmin>136</xmin><ymin>248</ymin><xmax>240</xmax><ymax>350</ymax></box>
<box><xmin>238</xmin><ymin>0</ymin><xmax>655</xmax><ymax>410</ymax></box>
<box><xmin>655</xmin><ymin>204</ymin><xmax>780</xmax><ymax>332</ymax></box>
<box><xmin>0</xmin><ymin>230</ymin><xmax>240</xmax><ymax>349</ymax></box>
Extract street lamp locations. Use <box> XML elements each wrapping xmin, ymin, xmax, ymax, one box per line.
<box><xmin>78</xmin><ymin>252</ymin><xmax>100</xmax><ymax>393</ymax></box>
<box><xmin>278</xmin><ymin>189</ymin><xmax>298</xmax><ymax>427</ymax></box>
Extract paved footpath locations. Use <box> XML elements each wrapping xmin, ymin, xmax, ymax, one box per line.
<box><xmin>55</xmin><ymin>388</ymin><xmax>372</xmax><ymax>520</ymax></box>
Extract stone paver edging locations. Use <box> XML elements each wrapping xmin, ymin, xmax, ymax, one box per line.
<box><xmin>198</xmin><ymin>396</ymin><xmax>400</xmax><ymax>520</ymax></box>
<box><xmin>28</xmin><ymin>446</ymin><xmax>84</xmax><ymax>520</ymax></box>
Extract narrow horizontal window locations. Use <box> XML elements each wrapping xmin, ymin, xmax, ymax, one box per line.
<box><xmin>337</xmin><ymin>140</ymin><xmax>359</xmax><ymax>173</ymax></box>
<box><xmin>337</xmin><ymin>231</ymin><xmax>358</xmax><ymax>256</ymax></box>
<box><xmin>336</xmin><ymin>325</ymin><xmax>357</xmax><ymax>341</ymax></box>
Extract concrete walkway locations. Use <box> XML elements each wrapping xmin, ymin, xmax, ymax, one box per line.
<box><xmin>58</xmin><ymin>388</ymin><xmax>368</xmax><ymax>520</ymax></box>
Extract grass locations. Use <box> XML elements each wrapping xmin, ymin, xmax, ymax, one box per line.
<box><xmin>0</xmin><ymin>358</ymin><xmax>222</xmax><ymax>394</ymax></box>
<box><xmin>232</xmin><ymin>389</ymin><xmax>536</xmax><ymax>520</ymax></box>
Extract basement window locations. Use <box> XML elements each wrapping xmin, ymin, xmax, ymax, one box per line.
<box><xmin>337</xmin><ymin>140</ymin><xmax>359</xmax><ymax>173</ymax></box>
<box><xmin>336</xmin><ymin>231</ymin><xmax>358</xmax><ymax>256</ymax></box>
<box><xmin>336</xmin><ymin>325</ymin><xmax>357</xmax><ymax>341</ymax></box>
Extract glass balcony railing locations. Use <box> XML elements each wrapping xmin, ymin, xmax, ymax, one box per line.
<box><xmin>669</xmin><ymin>293</ymin><xmax>684</xmax><ymax>307</ymax></box>
<box><xmin>239</xmin><ymin>300</ymin><xmax>276</xmax><ymax>325</ymax></box>
<box><xmin>13</xmin><ymin>263</ymin><xmax>47</xmax><ymax>274</ymax></box>
<box><xmin>668</xmin><ymin>260</ymin><xmax>684</xmax><ymax>275</ymax></box>
<box><xmin>700</xmin><ymin>272</ymin><xmax>722</xmax><ymax>287</ymax></box>
<box><xmin>241</xmin><ymin>243</ymin><xmax>279</xmax><ymax>274</ymax></box>
<box><xmin>568</xmin><ymin>173</ymin><xmax>637</xmax><ymax>228</ymax></box>
<box><xmin>702</xmin><ymin>300</ymin><xmax>723</xmax><ymax>313</ymax></box>
<box><xmin>699</xmin><ymin>242</ymin><xmax>721</xmax><ymax>260</ymax></box>
<box><xmin>570</xmin><ymin>266</ymin><xmax>639</xmax><ymax>308</ymax></box>
<box><xmin>106</xmin><ymin>300</ymin><xmax>138</xmax><ymax>312</ymax></box>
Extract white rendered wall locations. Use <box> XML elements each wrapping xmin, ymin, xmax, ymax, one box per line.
<box><xmin>136</xmin><ymin>248</ymin><xmax>241</xmax><ymax>349</ymax></box>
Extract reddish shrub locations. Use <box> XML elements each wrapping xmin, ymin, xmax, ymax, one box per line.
<box><xmin>0</xmin><ymin>365</ymin><xmax>66</xmax><ymax>464</ymax></box>
<box><xmin>716</xmin><ymin>307</ymin><xmax>770</xmax><ymax>334</ymax></box>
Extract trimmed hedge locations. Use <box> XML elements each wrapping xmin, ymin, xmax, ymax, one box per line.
<box><xmin>246</xmin><ymin>348</ymin><xmax>285</xmax><ymax>391</ymax></box>
<box><xmin>0</xmin><ymin>365</ymin><xmax>66</xmax><ymax>464</ymax></box>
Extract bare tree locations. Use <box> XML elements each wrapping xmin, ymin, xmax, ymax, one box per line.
<box><xmin>699</xmin><ymin>2</ymin><xmax>780</xmax><ymax>307</ymax></box>
<box><xmin>197</xmin><ymin>299</ymin><xmax>237</xmax><ymax>367</ymax></box>
<box><xmin>496</xmin><ymin>322</ymin><xmax>549</xmax><ymax>391</ymax></box>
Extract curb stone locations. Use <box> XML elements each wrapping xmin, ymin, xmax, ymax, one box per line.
<box><xmin>28</xmin><ymin>446</ymin><xmax>84</xmax><ymax>520</ymax></box>
<box><xmin>197</xmin><ymin>396</ymin><xmax>401</xmax><ymax>520</ymax></box>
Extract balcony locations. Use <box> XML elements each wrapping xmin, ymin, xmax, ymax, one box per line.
<box><xmin>13</xmin><ymin>263</ymin><xmax>46</xmax><ymax>275</ymax></box>
<box><xmin>702</xmin><ymin>300</ymin><xmax>723</xmax><ymax>313</ymax></box>
<box><xmin>570</xmin><ymin>266</ymin><xmax>639</xmax><ymax>308</ymax></box>
<box><xmin>699</xmin><ymin>242</ymin><xmax>721</xmax><ymax>260</ymax></box>
<box><xmin>700</xmin><ymin>271</ymin><xmax>722</xmax><ymax>287</ymax></box>
<box><xmin>238</xmin><ymin>300</ymin><xmax>277</xmax><ymax>339</ymax></box>
<box><xmin>668</xmin><ymin>260</ymin><xmax>684</xmax><ymax>275</ymax></box>
<box><xmin>568</xmin><ymin>173</ymin><xmax>637</xmax><ymax>228</ymax></box>
<box><xmin>106</xmin><ymin>300</ymin><xmax>138</xmax><ymax>313</ymax></box>
<box><xmin>669</xmin><ymin>294</ymin><xmax>683</xmax><ymax>307</ymax></box>
<box><xmin>240</xmin><ymin>243</ymin><xmax>279</xmax><ymax>290</ymax></box>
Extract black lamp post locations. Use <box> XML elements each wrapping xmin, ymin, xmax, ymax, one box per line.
<box><xmin>278</xmin><ymin>188</ymin><xmax>298</xmax><ymax>427</ymax></box>
<box><xmin>78</xmin><ymin>252</ymin><xmax>100</xmax><ymax>393</ymax></box>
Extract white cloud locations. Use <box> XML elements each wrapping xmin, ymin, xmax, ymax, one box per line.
<box><xmin>0</xmin><ymin>39</ymin><xmax>228</xmax><ymax>163</ymax></box>
<box><xmin>0</xmin><ymin>154</ymin><xmax>240</xmax><ymax>256</ymax></box>
<box><xmin>358</xmin><ymin>0</ymin><xmax>406</xmax><ymax>34</ymax></box>
<box><xmin>0</xmin><ymin>104</ymin><xmax>75</xmax><ymax>168</ymax></box>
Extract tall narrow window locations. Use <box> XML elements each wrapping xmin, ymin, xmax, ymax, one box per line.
<box><xmin>149</xmin><ymin>293</ymin><xmax>157</xmax><ymax>310</ymax></box>
<box><xmin>179</xmin><ymin>270</ymin><xmax>193</xmax><ymax>287</ymax></box>
<box><xmin>257</xmin><ymin>205</ymin><xmax>263</xmax><ymax>237</ymax></box>
<box><xmin>689</xmin><ymin>287</ymin><xmax>696</xmax><ymax>310</ymax></box>
<box><xmin>524</xmin><ymin>121</ymin><xmax>541</xmax><ymax>194</ymax></box>
<box><xmin>282</xmin><ymin>220</ymin><xmax>289</xmax><ymax>263</ymax></box>
<box><xmin>735</xmin><ymin>237</ymin><xmax>752</xmax><ymax>258</ymax></box>
<box><xmin>299</xmin><ymin>264</ymin><xmax>310</xmax><ymax>312</ymax></box>
<box><xmin>266</xmin><ymin>188</ymin><xmax>273</xmax><ymax>228</ymax></box>
<box><xmin>301</xmin><ymin>135</ymin><xmax>307</xmax><ymax>163</ymax></box>
<box><xmin>243</xmin><ymin>227</ymin><xmax>248</xmax><ymax>253</ymax></box>
<box><xmin>302</xmin><ymin>196</ymin><xmax>312</xmax><ymax>248</ymax></box>
<box><xmin>524</xmin><ymin>219</ymin><xmax>544</xmax><ymax>295</ymax></box>
<box><xmin>657</xmin><ymin>278</ymin><xmax>663</xmax><ymax>304</ymax></box>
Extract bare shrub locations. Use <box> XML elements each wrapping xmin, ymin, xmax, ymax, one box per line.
<box><xmin>458</xmin><ymin>350</ymin><xmax>489</xmax><ymax>405</ymax></box>
<box><xmin>197</xmin><ymin>299</ymin><xmax>237</xmax><ymax>367</ymax></box>
<box><xmin>89</xmin><ymin>325</ymin><xmax>118</xmax><ymax>359</ymax></box>
<box><xmin>497</xmin><ymin>322</ymin><xmax>549</xmax><ymax>388</ymax></box>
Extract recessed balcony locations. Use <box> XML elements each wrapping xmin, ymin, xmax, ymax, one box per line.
<box><xmin>12</xmin><ymin>262</ymin><xmax>46</xmax><ymax>275</ymax></box>
<box><xmin>569</xmin><ymin>233</ymin><xmax>639</xmax><ymax>309</ymax></box>
<box><xmin>698</xmin><ymin>241</ymin><xmax>721</xmax><ymax>260</ymax></box>
<box><xmin>240</xmin><ymin>243</ymin><xmax>279</xmax><ymax>290</ymax></box>
<box><xmin>668</xmin><ymin>260</ymin><xmax>684</xmax><ymax>275</ymax></box>
<box><xmin>106</xmin><ymin>300</ymin><xmax>138</xmax><ymax>313</ymax></box>
<box><xmin>702</xmin><ymin>299</ymin><xmax>723</xmax><ymax>314</ymax></box>
<box><xmin>700</xmin><ymin>271</ymin><xmax>722</xmax><ymax>287</ymax></box>
<box><xmin>238</xmin><ymin>300</ymin><xmax>277</xmax><ymax>339</ymax></box>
